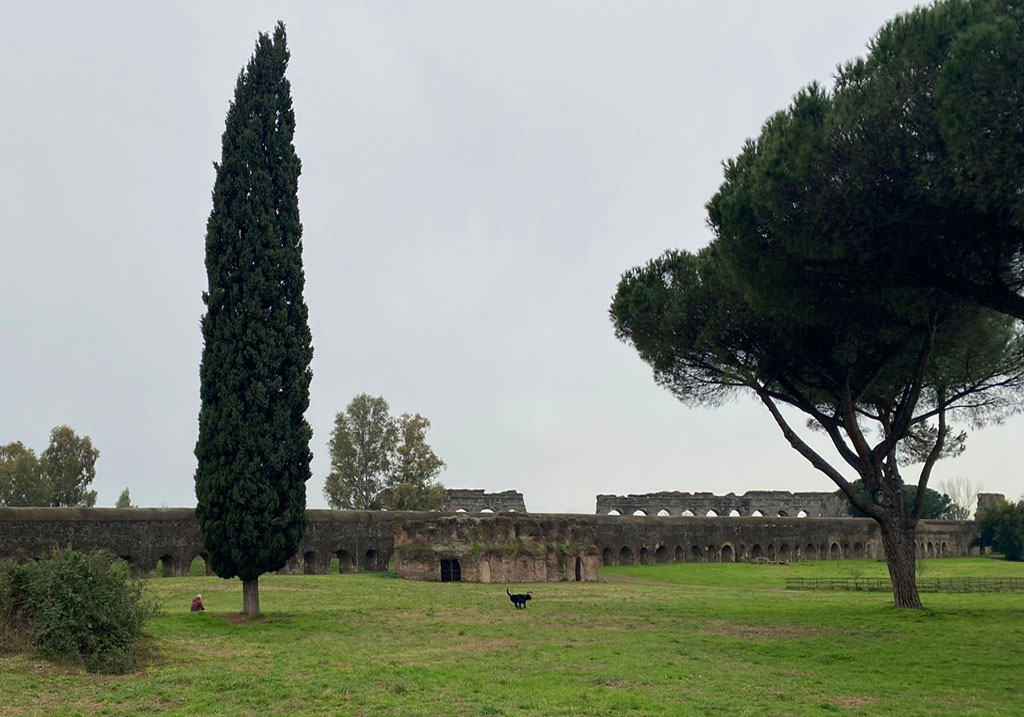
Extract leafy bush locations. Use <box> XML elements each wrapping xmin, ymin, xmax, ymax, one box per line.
<box><xmin>977</xmin><ymin>499</ymin><xmax>1024</xmax><ymax>561</ymax></box>
<box><xmin>0</xmin><ymin>549</ymin><xmax>156</xmax><ymax>673</ymax></box>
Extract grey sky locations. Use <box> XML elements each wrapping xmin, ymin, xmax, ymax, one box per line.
<box><xmin>3</xmin><ymin>1</ymin><xmax>1019</xmax><ymax>513</ymax></box>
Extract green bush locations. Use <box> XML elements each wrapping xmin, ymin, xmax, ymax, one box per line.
<box><xmin>977</xmin><ymin>499</ymin><xmax>1024</xmax><ymax>561</ymax></box>
<box><xmin>0</xmin><ymin>549</ymin><xmax>156</xmax><ymax>673</ymax></box>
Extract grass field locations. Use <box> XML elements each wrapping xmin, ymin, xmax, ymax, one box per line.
<box><xmin>2</xmin><ymin>558</ymin><xmax>1022</xmax><ymax>716</ymax></box>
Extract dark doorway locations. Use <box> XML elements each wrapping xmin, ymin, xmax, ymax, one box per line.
<box><xmin>575</xmin><ymin>557</ymin><xmax>582</xmax><ymax>581</ymax></box>
<box><xmin>440</xmin><ymin>559</ymin><xmax>461</xmax><ymax>582</ymax></box>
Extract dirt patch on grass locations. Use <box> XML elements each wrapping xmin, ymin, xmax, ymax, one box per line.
<box><xmin>702</xmin><ymin>619</ymin><xmax>822</xmax><ymax>640</ymax></box>
<box><xmin>827</xmin><ymin>694</ymin><xmax>881</xmax><ymax>708</ymax></box>
<box><xmin>213</xmin><ymin>613</ymin><xmax>292</xmax><ymax>626</ymax></box>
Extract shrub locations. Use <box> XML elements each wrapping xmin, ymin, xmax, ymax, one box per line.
<box><xmin>977</xmin><ymin>499</ymin><xmax>1024</xmax><ymax>561</ymax></box>
<box><xmin>0</xmin><ymin>549</ymin><xmax>156</xmax><ymax>673</ymax></box>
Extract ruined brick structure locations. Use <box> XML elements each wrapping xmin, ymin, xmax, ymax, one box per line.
<box><xmin>976</xmin><ymin>493</ymin><xmax>1008</xmax><ymax>518</ymax></box>
<box><xmin>596</xmin><ymin>491</ymin><xmax>849</xmax><ymax>518</ymax></box>
<box><xmin>444</xmin><ymin>489</ymin><xmax>527</xmax><ymax>513</ymax></box>
<box><xmin>0</xmin><ymin>507</ymin><xmax>978</xmax><ymax>582</ymax></box>
<box><xmin>394</xmin><ymin>513</ymin><xmax>599</xmax><ymax>582</ymax></box>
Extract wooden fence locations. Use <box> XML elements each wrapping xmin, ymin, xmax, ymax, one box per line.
<box><xmin>785</xmin><ymin>577</ymin><xmax>1024</xmax><ymax>593</ymax></box>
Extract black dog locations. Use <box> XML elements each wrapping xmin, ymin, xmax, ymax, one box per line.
<box><xmin>507</xmin><ymin>588</ymin><xmax>532</xmax><ymax>609</ymax></box>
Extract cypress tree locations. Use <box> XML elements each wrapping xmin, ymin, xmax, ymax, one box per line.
<box><xmin>195</xmin><ymin>22</ymin><xmax>312</xmax><ymax>616</ymax></box>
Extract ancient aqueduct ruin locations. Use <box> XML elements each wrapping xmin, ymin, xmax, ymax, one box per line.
<box><xmin>0</xmin><ymin>490</ymin><xmax>989</xmax><ymax>584</ymax></box>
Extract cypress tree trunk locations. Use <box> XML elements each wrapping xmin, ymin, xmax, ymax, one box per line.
<box><xmin>242</xmin><ymin>578</ymin><xmax>260</xmax><ymax>616</ymax></box>
<box><xmin>879</xmin><ymin>517</ymin><xmax>922</xmax><ymax>609</ymax></box>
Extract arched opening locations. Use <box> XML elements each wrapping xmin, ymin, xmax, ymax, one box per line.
<box><xmin>440</xmin><ymin>558</ymin><xmax>461</xmax><ymax>582</ymax></box>
<box><xmin>655</xmin><ymin>546</ymin><xmax>669</xmax><ymax>563</ymax></box>
<box><xmin>188</xmin><ymin>555</ymin><xmax>207</xmax><ymax>577</ymax></box>
<box><xmin>751</xmin><ymin>510</ymin><xmax>764</xmax><ymax>517</ymax></box>
<box><xmin>751</xmin><ymin>544</ymin><xmax>763</xmax><ymax>559</ymax></box>
<box><xmin>337</xmin><ymin>550</ymin><xmax>355</xmax><ymax>573</ymax></box>
<box><xmin>158</xmin><ymin>554</ymin><xmax>176</xmax><ymax>578</ymax></box>
<box><xmin>721</xmin><ymin>544</ymin><xmax>734</xmax><ymax>563</ymax></box>
<box><xmin>639</xmin><ymin>547</ymin><xmax>650</xmax><ymax>565</ymax></box>
<box><xmin>690</xmin><ymin>545</ymin><xmax>702</xmax><ymax>561</ymax></box>
<box><xmin>778</xmin><ymin>510</ymin><xmax>789</xmax><ymax>517</ymax></box>
<box><xmin>830</xmin><ymin>543</ymin><xmax>841</xmax><ymax>559</ymax></box>
<box><xmin>767</xmin><ymin>544</ymin><xmax>776</xmax><ymax>560</ymax></box>
<box><xmin>681</xmin><ymin>509</ymin><xmax>694</xmax><ymax>517</ymax></box>
<box><xmin>607</xmin><ymin>509</ymin><xmax>621</xmax><ymax>516</ymax></box>
<box><xmin>927</xmin><ymin>542</ymin><xmax>935</xmax><ymax>557</ymax></box>
<box><xmin>853</xmin><ymin>542</ymin><xmax>865</xmax><ymax>558</ymax></box>
<box><xmin>619</xmin><ymin>546</ymin><xmax>633</xmax><ymax>564</ymax></box>
<box><xmin>657</xmin><ymin>509</ymin><xmax>670</xmax><ymax>517</ymax></box>
<box><xmin>632</xmin><ymin>509</ymin><xmax>647</xmax><ymax>516</ymax></box>
<box><xmin>575</xmin><ymin>557</ymin><xmax>583</xmax><ymax>581</ymax></box>
<box><xmin>804</xmin><ymin>543</ymin><xmax>817</xmax><ymax>560</ymax></box>
<box><xmin>728</xmin><ymin>509</ymin><xmax>740</xmax><ymax>517</ymax></box>
<box><xmin>796</xmin><ymin>510</ymin><xmax>808</xmax><ymax>518</ymax></box>
<box><xmin>602</xmin><ymin>547</ymin><xmax>614</xmax><ymax>566</ymax></box>
<box><xmin>365</xmin><ymin>549</ymin><xmax>378</xmax><ymax>570</ymax></box>
<box><xmin>303</xmin><ymin>551</ymin><xmax>317</xmax><ymax>574</ymax></box>
<box><xmin>674</xmin><ymin>546</ymin><xmax>683</xmax><ymax>561</ymax></box>
<box><xmin>480</xmin><ymin>508</ymin><xmax>494</xmax><ymax>514</ymax></box>
<box><xmin>455</xmin><ymin>508</ymin><xmax>467</xmax><ymax>513</ymax></box>
<box><xmin>941</xmin><ymin>541</ymin><xmax>948</xmax><ymax>556</ymax></box>
<box><xmin>778</xmin><ymin>544</ymin><xmax>791</xmax><ymax>561</ymax></box>
<box><xmin>706</xmin><ymin>545</ymin><xmax>717</xmax><ymax>562</ymax></box>
<box><xmin>705</xmin><ymin>510</ymin><xmax>718</xmax><ymax>517</ymax></box>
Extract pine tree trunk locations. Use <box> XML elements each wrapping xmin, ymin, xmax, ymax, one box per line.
<box><xmin>879</xmin><ymin>518</ymin><xmax>922</xmax><ymax>609</ymax></box>
<box><xmin>242</xmin><ymin>577</ymin><xmax>260</xmax><ymax>616</ymax></box>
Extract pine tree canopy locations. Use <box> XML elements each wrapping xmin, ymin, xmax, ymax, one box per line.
<box><xmin>195</xmin><ymin>22</ymin><xmax>312</xmax><ymax>584</ymax></box>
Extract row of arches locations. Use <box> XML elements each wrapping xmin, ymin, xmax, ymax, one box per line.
<box><xmin>606</xmin><ymin>509</ymin><xmax>811</xmax><ymax>517</ymax></box>
<box><xmin>601</xmin><ymin>540</ymin><xmax>876</xmax><ymax>566</ymax></box>
<box><xmin>120</xmin><ymin>547</ymin><xmax>390</xmax><ymax>578</ymax></box>
<box><xmin>452</xmin><ymin>508</ymin><xmax>518</xmax><ymax>514</ymax></box>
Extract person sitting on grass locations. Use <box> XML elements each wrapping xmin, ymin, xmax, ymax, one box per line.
<box><xmin>191</xmin><ymin>594</ymin><xmax>205</xmax><ymax>612</ymax></box>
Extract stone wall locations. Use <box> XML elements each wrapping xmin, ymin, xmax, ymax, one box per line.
<box><xmin>0</xmin><ymin>507</ymin><xmax>977</xmax><ymax>581</ymax></box>
<box><xmin>587</xmin><ymin>514</ymin><xmax>977</xmax><ymax>564</ymax></box>
<box><xmin>596</xmin><ymin>491</ymin><xmax>849</xmax><ymax>518</ymax></box>
<box><xmin>444</xmin><ymin>489</ymin><xmax>527</xmax><ymax>513</ymax></box>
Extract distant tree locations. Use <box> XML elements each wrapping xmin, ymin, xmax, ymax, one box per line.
<box><xmin>836</xmin><ymin>480</ymin><xmax>953</xmax><ymax>520</ymax></box>
<box><xmin>194</xmin><ymin>23</ymin><xmax>313</xmax><ymax>617</ymax></box>
<box><xmin>115</xmin><ymin>488</ymin><xmax>132</xmax><ymax>509</ymax></box>
<box><xmin>41</xmin><ymin>426</ymin><xmax>98</xmax><ymax>507</ymax></box>
<box><xmin>977</xmin><ymin>498</ymin><xmax>1024</xmax><ymax>561</ymax></box>
<box><xmin>939</xmin><ymin>477</ymin><xmax>982</xmax><ymax>521</ymax></box>
<box><xmin>324</xmin><ymin>397</ymin><xmax>447</xmax><ymax>511</ymax></box>
<box><xmin>379</xmin><ymin>413</ymin><xmax>447</xmax><ymax>511</ymax></box>
<box><xmin>324</xmin><ymin>394</ymin><xmax>399</xmax><ymax>510</ymax></box>
<box><xmin>0</xmin><ymin>442</ymin><xmax>49</xmax><ymax>507</ymax></box>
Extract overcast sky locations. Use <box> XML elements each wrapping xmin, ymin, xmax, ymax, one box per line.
<box><xmin>3</xmin><ymin>1</ymin><xmax>1020</xmax><ymax>513</ymax></box>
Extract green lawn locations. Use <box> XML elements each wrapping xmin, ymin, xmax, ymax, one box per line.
<box><xmin>1</xmin><ymin>558</ymin><xmax>1022</xmax><ymax>716</ymax></box>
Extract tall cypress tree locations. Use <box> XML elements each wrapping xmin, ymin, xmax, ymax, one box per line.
<box><xmin>195</xmin><ymin>22</ymin><xmax>312</xmax><ymax>616</ymax></box>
